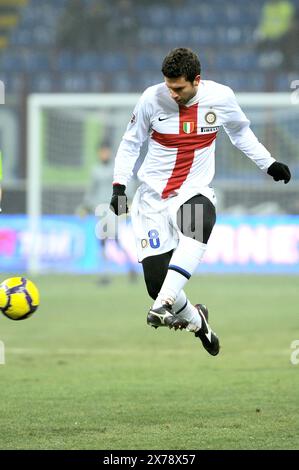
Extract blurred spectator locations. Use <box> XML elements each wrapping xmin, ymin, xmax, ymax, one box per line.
<box><xmin>56</xmin><ymin>0</ymin><xmax>89</xmax><ymax>50</ymax></box>
<box><xmin>77</xmin><ymin>136</ymin><xmax>137</xmax><ymax>284</ymax></box>
<box><xmin>56</xmin><ymin>0</ymin><xmax>138</xmax><ymax>51</ymax></box>
<box><xmin>112</xmin><ymin>0</ymin><xmax>138</xmax><ymax>48</ymax></box>
<box><xmin>85</xmin><ymin>1</ymin><xmax>114</xmax><ymax>50</ymax></box>
<box><xmin>255</xmin><ymin>0</ymin><xmax>295</xmax><ymax>69</ymax></box>
<box><xmin>280</xmin><ymin>5</ymin><xmax>299</xmax><ymax>70</ymax></box>
<box><xmin>88</xmin><ymin>0</ymin><xmax>138</xmax><ymax>49</ymax></box>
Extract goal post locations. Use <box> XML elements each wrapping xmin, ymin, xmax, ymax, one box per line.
<box><xmin>27</xmin><ymin>92</ymin><xmax>299</xmax><ymax>273</ymax></box>
<box><xmin>27</xmin><ymin>93</ymin><xmax>140</xmax><ymax>273</ymax></box>
<box><xmin>27</xmin><ymin>93</ymin><xmax>140</xmax><ymax>216</ymax></box>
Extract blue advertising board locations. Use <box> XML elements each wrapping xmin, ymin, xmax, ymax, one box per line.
<box><xmin>0</xmin><ymin>215</ymin><xmax>298</xmax><ymax>274</ymax></box>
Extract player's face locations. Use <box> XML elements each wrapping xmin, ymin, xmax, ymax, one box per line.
<box><xmin>164</xmin><ymin>75</ymin><xmax>200</xmax><ymax>105</ymax></box>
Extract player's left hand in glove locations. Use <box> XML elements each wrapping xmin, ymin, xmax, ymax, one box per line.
<box><xmin>110</xmin><ymin>184</ymin><xmax>128</xmax><ymax>215</ymax></box>
<box><xmin>267</xmin><ymin>161</ymin><xmax>291</xmax><ymax>184</ymax></box>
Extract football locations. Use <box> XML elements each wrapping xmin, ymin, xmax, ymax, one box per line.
<box><xmin>0</xmin><ymin>277</ymin><xmax>40</xmax><ymax>321</ymax></box>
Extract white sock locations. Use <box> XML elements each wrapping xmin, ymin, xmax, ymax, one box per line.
<box><xmin>153</xmin><ymin>236</ymin><xmax>206</xmax><ymax>308</ymax></box>
<box><xmin>173</xmin><ymin>291</ymin><xmax>202</xmax><ymax>331</ymax></box>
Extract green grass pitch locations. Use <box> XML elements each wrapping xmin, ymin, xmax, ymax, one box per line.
<box><xmin>0</xmin><ymin>274</ymin><xmax>298</xmax><ymax>450</ymax></box>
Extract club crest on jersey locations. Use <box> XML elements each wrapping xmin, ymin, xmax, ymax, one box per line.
<box><xmin>205</xmin><ymin>111</ymin><xmax>217</xmax><ymax>125</ymax></box>
<box><xmin>183</xmin><ymin>122</ymin><xmax>194</xmax><ymax>134</ymax></box>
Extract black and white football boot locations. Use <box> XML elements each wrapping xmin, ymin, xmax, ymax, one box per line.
<box><xmin>147</xmin><ymin>303</ymin><xmax>177</xmax><ymax>329</ymax></box>
<box><xmin>194</xmin><ymin>304</ymin><xmax>220</xmax><ymax>356</ymax></box>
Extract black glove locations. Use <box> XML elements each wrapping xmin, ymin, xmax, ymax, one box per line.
<box><xmin>110</xmin><ymin>184</ymin><xmax>128</xmax><ymax>215</ymax></box>
<box><xmin>267</xmin><ymin>161</ymin><xmax>291</xmax><ymax>184</ymax></box>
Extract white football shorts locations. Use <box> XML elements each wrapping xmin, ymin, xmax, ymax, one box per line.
<box><xmin>130</xmin><ymin>183</ymin><xmax>216</xmax><ymax>262</ymax></box>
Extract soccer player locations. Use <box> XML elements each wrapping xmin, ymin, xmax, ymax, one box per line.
<box><xmin>110</xmin><ymin>48</ymin><xmax>291</xmax><ymax>356</ymax></box>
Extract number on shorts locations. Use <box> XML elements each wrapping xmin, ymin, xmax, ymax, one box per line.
<box><xmin>148</xmin><ymin>229</ymin><xmax>160</xmax><ymax>249</ymax></box>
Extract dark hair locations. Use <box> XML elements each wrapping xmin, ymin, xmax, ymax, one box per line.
<box><xmin>161</xmin><ymin>48</ymin><xmax>201</xmax><ymax>82</ymax></box>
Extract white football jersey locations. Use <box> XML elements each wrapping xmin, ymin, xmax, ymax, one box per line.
<box><xmin>113</xmin><ymin>80</ymin><xmax>275</xmax><ymax>201</ymax></box>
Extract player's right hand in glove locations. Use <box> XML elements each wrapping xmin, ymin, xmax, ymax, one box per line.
<box><xmin>267</xmin><ymin>161</ymin><xmax>291</xmax><ymax>184</ymax></box>
<box><xmin>110</xmin><ymin>184</ymin><xmax>128</xmax><ymax>215</ymax></box>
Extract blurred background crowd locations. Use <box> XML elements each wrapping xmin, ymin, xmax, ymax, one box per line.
<box><xmin>0</xmin><ymin>0</ymin><xmax>298</xmax><ymax>95</ymax></box>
